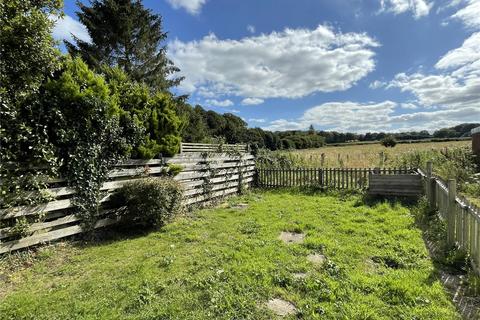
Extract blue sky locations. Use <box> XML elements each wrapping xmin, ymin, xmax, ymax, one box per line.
<box><xmin>53</xmin><ymin>0</ymin><xmax>480</xmax><ymax>133</ymax></box>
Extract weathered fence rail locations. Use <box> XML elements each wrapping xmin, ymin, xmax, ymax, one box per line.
<box><xmin>421</xmin><ymin>162</ymin><xmax>480</xmax><ymax>275</ymax></box>
<box><xmin>180</xmin><ymin>142</ymin><xmax>248</xmax><ymax>154</ymax></box>
<box><xmin>256</xmin><ymin>167</ymin><xmax>414</xmax><ymax>190</ymax></box>
<box><xmin>0</xmin><ymin>146</ymin><xmax>253</xmax><ymax>254</ymax></box>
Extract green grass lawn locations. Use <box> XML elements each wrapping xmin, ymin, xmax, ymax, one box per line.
<box><xmin>0</xmin><ymin>190</ymin><xmax>460</xmax><ymax>319</ymax></box>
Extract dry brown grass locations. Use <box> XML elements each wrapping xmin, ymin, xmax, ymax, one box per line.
<box><xmin>282</xmin><ymin>140</ymin><xmax>471</xmax><ymax>168</ymax></box>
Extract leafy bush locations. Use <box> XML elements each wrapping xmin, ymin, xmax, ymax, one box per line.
<box><xmin>381</xmin><ymin>135</ymin><xmax>397</xmax><ymax>148</ymax></box>
<box><xmin>41</xmin><ymin>57</ymin><xmax>139</xmax><ymax>229</ymax></box>
<box><xmin>0</xmin><ymin>0</ymin><xmax>62</xmax><ymax>208</ymax></box>
<box><xmin>116</xmin><ymin>178</ymin><xmax>183</xmax><ymax>227</ymax></box>
<box><xmin>103</xmin><ymin>67</ymin><xmax>183</xmax><ymax>158</ymax></box>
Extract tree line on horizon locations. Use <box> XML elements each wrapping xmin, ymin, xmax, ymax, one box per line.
<box><xmin>178</xmin><ymin>104</ymin><xmax>478</xmax><ymax>150</ymax></box>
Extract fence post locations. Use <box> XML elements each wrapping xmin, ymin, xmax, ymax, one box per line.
<box><xmin>319</xmin><ymin>168</ymin><xmax>324</xmax><ymax>187</ymax></box>
<box><xmin>426</xmin><ymin>161</ymin><xmax>436</xmax><ymax>209</ymax></box>
<box><xmin>447</xmin><ymin>179</ymin><xmax>457</xmax><ymax>246</ymax></box>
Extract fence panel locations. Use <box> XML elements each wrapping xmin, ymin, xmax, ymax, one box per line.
<box><xmin>421</xmin><ymin>163</ymin><xmax>480</xmax><ymax>275</ymax></box>
<box><xmin>1</xmin><ymin>146</ymin><xmax>254</xmax><ymax>254</ymax></box>
<box><xmin>256</xmin><ymin>167</ymin><xmax>403</xmax><ymax>190</ymax></box>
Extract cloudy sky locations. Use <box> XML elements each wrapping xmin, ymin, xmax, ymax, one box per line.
<box><xmin>55</xmin><ymin>0</ymin><xmax>480</xmax><ymax>133</ymax></box>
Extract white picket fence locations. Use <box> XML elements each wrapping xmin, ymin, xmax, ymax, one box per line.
<box><xmin>0</xmin><ymin>144</ymin><xmax>254</xmax><ymax>254</ymax></box>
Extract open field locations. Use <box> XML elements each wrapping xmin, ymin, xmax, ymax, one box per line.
<box><xmin>282</xmin><ymin>140</ymin><xmax>471</xmax><ymax>168</ymax></box>
<box><xmin>0</xmin><ymin>190</ymin><xmax>460</xmax><ymax>319</ymax></box>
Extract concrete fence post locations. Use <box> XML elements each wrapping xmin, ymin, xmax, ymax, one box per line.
<box><xmin>447</xmin><ymin>179</ymin><xmax>457</xmax><ymax>246</ymax></box>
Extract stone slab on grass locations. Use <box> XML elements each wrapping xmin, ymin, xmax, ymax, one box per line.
<box><xmin>266</xmin><ymin>298</ymin><xmax>297</xmax><ymax>317</ymax></box>
<box><xmin>278</xmin><ymin>231</ymin><xmax>305</xmax><ymax>244</ymax></box>
<box><xmin>307</xmin><ymin>253</ymin><xmax>326</xmax><ymax>266</ymax></box>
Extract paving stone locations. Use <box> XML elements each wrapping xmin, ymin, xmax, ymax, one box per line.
<box><xmin>307</xmin><ymin>253</ymin><xmax>326</xmax><ymax>266</ymax></box>
<box><xmin>278</xmin><ymin>231</ymin><xmax>305</xmax><ymax>244</ymax></box>
<box><xmin>266</xmin><ymin>298</ymin><xmax>297</xmax><ymax>316</ymax></box>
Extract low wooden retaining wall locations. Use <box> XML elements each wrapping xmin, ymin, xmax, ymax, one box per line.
<box><xmin>421</xmin><ymin>162</ymin><xmax>480</xmax><ymax>275</ymax></box>
<box><xmin>369</xmin><ymin>172</ymin><xmax>423</xmax><ymax>196</ymax></box>
<box><xmin>256</xmin><ymin>167</ymin><xmax>415</xmax><ymax>190</ymax></box>
<box><xmin>0</xmin><ymin>147</ymin><xmax>254</xmax><ymax>254</ymax></box>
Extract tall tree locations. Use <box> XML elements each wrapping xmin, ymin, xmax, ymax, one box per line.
<box><xmin>66</xmin><ymin>0</ymin><xmax>182</xmax><ymax>92</ymax></box>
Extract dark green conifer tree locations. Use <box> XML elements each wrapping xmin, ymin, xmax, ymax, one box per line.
<box><xmin>66</xmin><ymin>0</ymin><xmax>182</xmax><ymax>92</ymax></box>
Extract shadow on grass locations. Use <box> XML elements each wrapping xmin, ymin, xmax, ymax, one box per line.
<box><xmin>361</xmin><ymin>193</ymin><xmax>422</xmax><ymax>208</ymax></box>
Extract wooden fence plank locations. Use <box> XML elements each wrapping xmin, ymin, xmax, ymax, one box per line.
<box><xmin>0</xmin><ymin>217</ymin><xmax>117</xmax><ymax>254</ymax></box>
<box><xmin>1</xmin><ymin>149</ymin><xmax>255</xmax><ymax>253</ymax></box>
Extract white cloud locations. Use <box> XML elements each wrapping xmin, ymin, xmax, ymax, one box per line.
<box><xmin>263</xmin><ymin>101</ymin><xmax>480</xmax><ymax>132</ymax></box>
<box><xmin>166</xmin><ymin>0</ymin><xmax>207</xmax><ymax>15</ymax></box>
<box><xmin>451</xmin><ymin>0</ymin><xmax>480</xmax><ymax>30</ymax></box>
<box><xmin>241</xmin><ymin>97</ymin><xmax>264</xmax><ymax>105</ymax></box>
<box><xmin>435</xmin><ymin>32</ymin><xmax>480</xmax><ymax>73</ymax></box>
<box><xmin>249</xmin><ymin>118</ymin><xmax>266</xmax><ymax>123</ymax></box>
<box><xmin>205</xmin><ymin>99</ymin><xmax>234</xmax><ymax>107</ymax></box>
<box><xmin>169</xmin><ymin>25</ymin><xmax>379</xmax><ymax>100</ymax></box>
<box><xmin>437</xmin><ymin>0</ymin><xmax>464</xmax><ymax>13</ymax></box>
<box><xmin>369</xmin><ymin>80</ymin><xmax>387</xmax><ymax>89</ymax></box>
<box><xmin>400</xmin><ymin>103</ymin><xmax>418</xmax><ymax>109</ymax></box>
<box><xmin>247</xmin><ymin>25</ymin><xmax>256</xmax><ymax>34</ymax></box>
<box><xmin>51</xmin><ymin>14</ymin><xmax>91</xmax><ymax>43</ymax></box>
<box><xmin>389</xmin><ymin>33</ymin><xmax>480</xmax><ymax>110</ymax></box>
<box><xmin>379</xmin><ymin>0</ymin><xmax>433</xmax><ymax>19</ymax></box>
<box><xmin>264</xmin><ymin>101</ymin><xmax>397</xmax><ymax>132</ymax></box>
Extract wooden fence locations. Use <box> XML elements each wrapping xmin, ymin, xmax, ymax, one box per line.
<box><xmin>368</xmin><ymin>173</ymin><xmax>423</xmax><ymax>197</ymax></box>
<box><xmin>180</xmin><ymin>142</ymin><xmax>248</xmax><ymax>154</ymax></box>
<box><xmin>0</xmin><ymin>148</ymin><xmax>254</xmax><ymax>254</ymax></box>
<box><xmin>256</xmin><ymin>167</ymin><xmax>414</xmax><ymax>190</ymax></box>
<box><xmin>421</xmin><ymin>162</ymin><xmax>480</xmax><ymax>275</ymax></box>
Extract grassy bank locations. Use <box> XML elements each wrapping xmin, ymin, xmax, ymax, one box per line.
<box><xmin>0</xmin><ymin>191</ymin><xmax>460</xmax><ymax>319</ymax></box>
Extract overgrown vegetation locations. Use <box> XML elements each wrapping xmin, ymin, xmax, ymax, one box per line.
<box><xmin>411</xmin><ymin>198</ymin><xmax>480</xmax><ymax>302</ymax></box>
<box><xmin>0</xmin><ymin>191</ymin><xmax>461</xmax><ymax>319</ymax></box>
<box><xmin>394</xmin><ymin>146</ymin><xmax>479</xmax><ymax>204</ymax></box>
<box><xmin>0</xmin><ymin>0</ymin><xmax>185</xmax><ymax>234</ymax></box>
<box><xmin>115</xmin><ymin>178</ymin><xmax>183</xmax><ymax>228</ymax></box>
